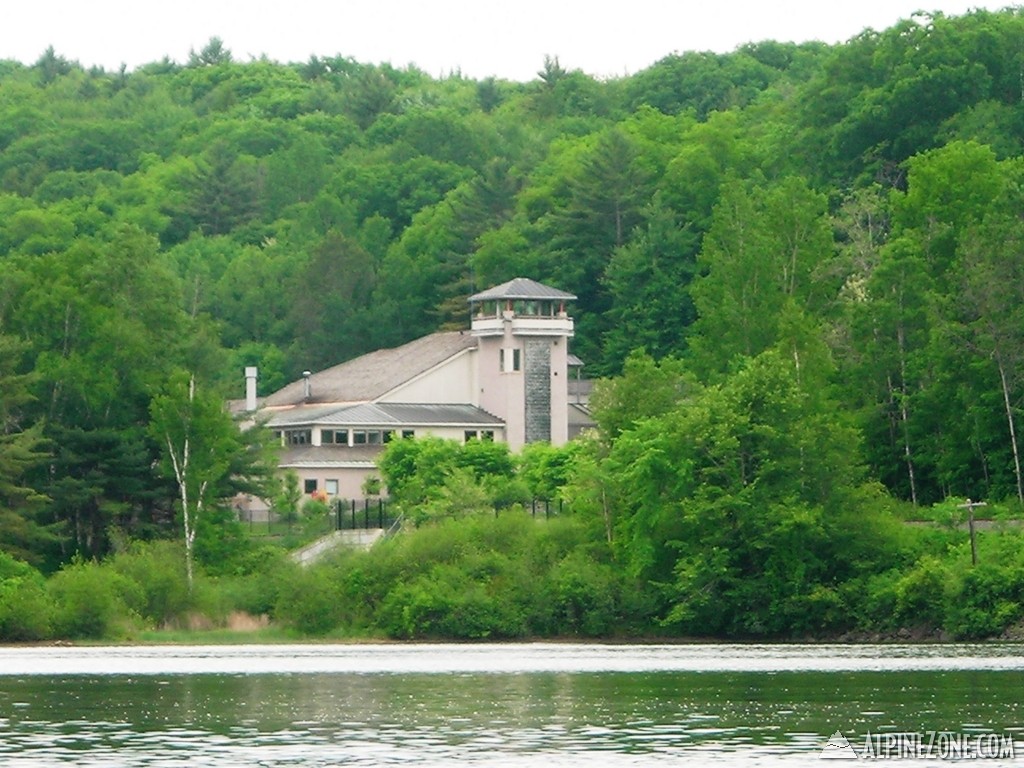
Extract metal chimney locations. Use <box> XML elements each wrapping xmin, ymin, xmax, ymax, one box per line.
<box><xmin>302</xmin><ymin>370</ymin><xmax>312</xmax><ymax>401</ymax></box>
<box><xmin>244</xmin><ymin>367</ymin><xmax>258</xmax><ymax>411</ymax></box>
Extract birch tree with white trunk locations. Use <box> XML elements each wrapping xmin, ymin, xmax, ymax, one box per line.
<box><xmin>149</xmin><ymin>372</ymin><xmax>236</xmax><ymax>590</ymax></box>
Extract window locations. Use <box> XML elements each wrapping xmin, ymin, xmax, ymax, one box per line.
<box><xmin>465</xmin><ymin>430</ymin><xmax>478</xmax><ymax>442</ymax></box>
<box><xmin>481</xmin><ymin>430</ymin><xmax>495</xmax><ymax>441</ymax></box>
<box><xmin>285</xmin><ymin>429</ymin><xmax>311</xmax><ymax>446</ymax></box>
<box><xmin>303</xmin><ymin>479</ymin><xmax>317</xmax><ymax>494</ymax></box>
<box><xmin>402</xmin><ymin>430</ymin><xmax>416</xmax><ymax>439</ymax></box>
<box><xmin>325</xmin><ymin>479</ymin><xmax>339</xmax><ymax>496</ymax></box>
<box><xmin>501</xmin><ymin>348</ymin><xmax>521</xmax><ymax>372</ymax></box>
<box><xmin>323</xmin><ymin>429</ymin><xmax>348</xmax><ymax>446</ymax></box>
<box><xmin>383</xmin><ymin>430</ymin><xmax>395</xmax><ymax>443</ymax></box>
<box><xmin>354</xmin><ymin>430</ymin><xmax>384</xmax><ymax>445</ymax></box>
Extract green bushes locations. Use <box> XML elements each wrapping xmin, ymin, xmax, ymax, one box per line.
<box><xmin>945</xmin><ymin>563</ymin><xmax>1024</xmax><ymax>639</ymax></box>
<box><xmin>378</xmin><ymin>564</ymin><xmax>526</xmax><ymax>639</ymax></box>
<box><xmin>273</xmin><ymin>565</ymin><xmax>347</xmax><ymax>635</ymax></box>
<box><xmin>844</xmin><ymin>527</ymin><xmax>1024</xmax><ymax>640</ymax></box>
<box><xmin>269</xmin><ymin>512</ymin><xmax>654</xmax><ymax>639</ymax></box>
<box><xmin>108</xmin><ymin>541</ymin><xmax>193</xmax><ymax>626</ymax></box>
<box><xmin>0</xmin><ymin>540</ymin><xmax>290</xmax><ymax>642</ymax></box>
<box><xmin>7</xmin><ymin>507</ymin><xmax>1024</xmax><ymax>643</ymax></box>
<box><xmin>0</xmin><ymin>551</ymin><xmax>54</xmax><ymax>640</ymax></box>
<box><xmin>48</xmin><ymin>558</ymin><xmax>133</xmax><ymax>639</ymax></box>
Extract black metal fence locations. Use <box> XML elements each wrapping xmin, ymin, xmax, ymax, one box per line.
<box><xmin>246</xmin><ymin>497</ymin><xmax>564</xmax><ymax>537</ymax></box>
<box><xmin>333</xmin><ymin>497</ymin><xmax>399</xmax><ymax>531</ymax></box>
<box><xmin>517</xmin><ymin>498</ymin><xmax>564</xmax><ymax>519</ymax></box>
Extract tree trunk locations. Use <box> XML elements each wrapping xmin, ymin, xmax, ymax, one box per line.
<box><xmin>995</xmin><ymin>351</ymin><xmax>1024</xmax><ymax>504</ymax></box>
<box><xmin>166</xmin><ymin>374</ymin><xmax>197</xmax><ymax>591</ymax></box>
<box><xmin>896</xmin><ymin>321</ymin><xmax>918</xmax><ymax>506</ymax></box>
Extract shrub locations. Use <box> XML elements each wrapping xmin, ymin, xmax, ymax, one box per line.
<box><xmin>108</xmin><ymin>540</ymin><xmax>193</xmax><ymax>626</ymax></box>
<box><xmin>377</xmin><ymin>565</ymin><xmax>524</xmax><ymax>639</ymax></box>
<box><xmin>945</xmin><ymin>563</ymin><xmax>1024</xmax><ymax>639</ymax></box>
<box><xmin>273</xmin><ymin>566</ymin><xmax>344</xmax><ymax>635</ymax></box>
<box><xmin>48</xmin><ymin>558</ymin><xmax>135</xmax><ymax>639</ymax></box>
<box><xmin>892</xmin><ymin>555</ymin><xmax>950</xmax><ymax>629</ymax></box>
<box><xmin>220</xmin><ymin>546</ymin><xmax>299</xmax><ymax>618</ymax></box>
<box><xmin>550</xmin><ymin>550</ymin><xmax>619</xmax><ymax>636</ymax></box>
<box><xmin>0</xmin><ymin>553</ymin><xmax>55</xmax><ymax>641</ymax></box>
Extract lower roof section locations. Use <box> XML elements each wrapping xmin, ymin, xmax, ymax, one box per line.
<box><xmin>278</xmin><ymin>445</ymin><xmax>382</xmax><ymax>469</ymax></box>
<box><xmin>266</xmin><ymin>402</ymin><xmax>504</xmax><ymax>429</ymax></box>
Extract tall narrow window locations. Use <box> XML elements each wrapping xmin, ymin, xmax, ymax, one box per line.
<box><xmin>502</xmin><ymin>348</ymin><xmax>522</xmax><ymax>372</ymax></box>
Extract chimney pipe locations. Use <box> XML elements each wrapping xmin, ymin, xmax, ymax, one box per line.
<box><xmin>244</xmin><ymin>367</ymin><xmax>258</xmax><ymax>411</ymax></box>
<box><xmin>302</xmin><ymin>370</ymin><xmax>312</xmax><ymax>401</ymax></box>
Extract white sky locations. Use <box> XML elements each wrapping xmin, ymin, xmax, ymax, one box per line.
<box><xmin>1</xmin><ymin>1</ymin><xmax>1017</xmax><ymax>81</ymax></box>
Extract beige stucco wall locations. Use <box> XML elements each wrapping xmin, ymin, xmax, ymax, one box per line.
<box><xmin>379</xmin><ymin>348</ymin><xmax>478</xmax><ymax>404</ymax></box>
<box><xmin>549</xmin><ymin>336</ymin><xmax>570</xmax><ymax>446</ymax></box>
<box><xmin>476</xmin><ymin>330</ymin><xmax>526</xmax><ymax>450</ymax></box>
<box><xmin>290</xmin><ymin>465</ymin><xmax>378</xmax><ymax>500</ymax></box>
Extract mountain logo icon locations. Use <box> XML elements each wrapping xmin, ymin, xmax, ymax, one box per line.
<box><xmin>820</xmin><ymin>730</ymin><xmax>858</xmax><ymax>759</ymax></box>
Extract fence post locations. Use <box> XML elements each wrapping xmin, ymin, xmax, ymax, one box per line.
<box><xmin>351</xmin><ymin>499</ymin><xmax>356</xmax><ymax>529</ymax></box>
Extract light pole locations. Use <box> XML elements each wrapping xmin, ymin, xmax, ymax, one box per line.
<box><xmin>958</xmin><ymin>498</ymin><xmax>987</xmax><ymax>566</ymax></box>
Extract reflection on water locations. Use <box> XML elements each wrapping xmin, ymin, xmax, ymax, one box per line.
<box><xmin>0</xmin><ymin>644</ymin><xmax>1022</xmax><ymax>766</ymax></box>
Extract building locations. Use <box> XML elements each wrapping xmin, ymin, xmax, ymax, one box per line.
<box><xmin>243</xmin><ymin>278</ymin><xmax>594</xmax><ymax>508</ymax></box>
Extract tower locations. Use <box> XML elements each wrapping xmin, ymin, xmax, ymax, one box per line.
<box><xmin>469</xmin><ymin>278</ymin><xmax>576</xmax><ymax>450</ymax></box>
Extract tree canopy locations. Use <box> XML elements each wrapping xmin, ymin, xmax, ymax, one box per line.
<box><xmin>2</xmin><ymin>11</ymin><xmax>1024</xmax><ymax>589</ymax></box>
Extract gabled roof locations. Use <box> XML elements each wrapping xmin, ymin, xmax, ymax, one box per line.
<box><xmin>468</xmin><ymin>277</ymin><xmax>577</xmax><ymax>303</ymax></box>
<box><xmin>262</xmin><ymin>331</ymin><xmax>477</xmax><ymax>408</ymax></box>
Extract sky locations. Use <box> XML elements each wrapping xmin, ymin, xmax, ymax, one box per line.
<box><xmin>1</xmin><ymin>1</ymin><xmax>1017</xmax><ymax>81</ymax></box>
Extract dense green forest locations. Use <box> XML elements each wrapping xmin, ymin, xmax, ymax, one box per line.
<box><xmin>4</xmin><ymin>10</ymin><xmax>1024</xmax><ymax>641</ymax></box>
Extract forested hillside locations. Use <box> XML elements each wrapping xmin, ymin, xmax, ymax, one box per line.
<box><xmin>3</xmin><ymin>10</ymin><xmax>1024</xmax><ymax>638</ymax></box>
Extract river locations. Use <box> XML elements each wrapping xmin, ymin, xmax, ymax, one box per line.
<box><xmin>1</xmin><ymin>643</ymin><xmax>1021</xmax><ymax>765</ymax></box>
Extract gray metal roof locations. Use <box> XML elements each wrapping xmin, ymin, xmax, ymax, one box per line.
<box><xmin>278</xmin><ymin>445</ymin><xmax>381</xmax><ymax>469</ymax></box>
<box><xmin>262</xmin><ymin>331</ymin><xmax>477</xmax><ymax>407</ymax></box>
<box><xmin>468</xmin><ymin>278</ymin><xmax>576</xmax><ymax>303</ymax></box>
<box><xmin>266</xmin><ymin>402</ymin><xmax>504</xmax><ymax>429</ymax></box>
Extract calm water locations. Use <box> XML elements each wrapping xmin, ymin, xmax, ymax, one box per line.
<box><xmin>0</xmin><ymin>643</ymin><xmax>1022</xmax><ymax>766</ymax></box>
